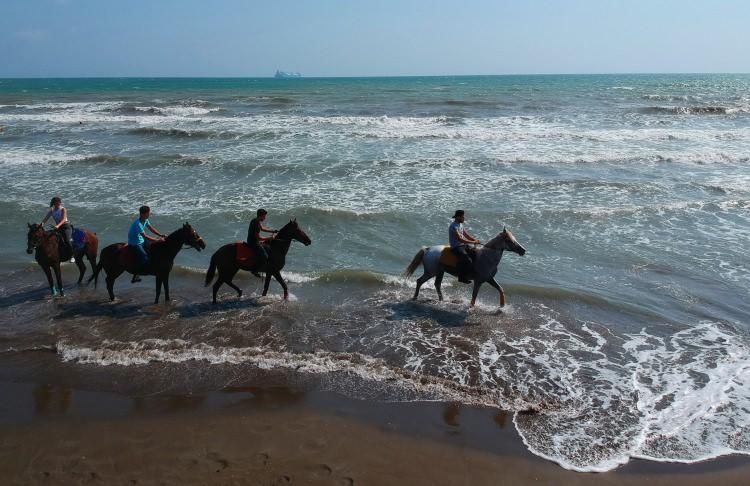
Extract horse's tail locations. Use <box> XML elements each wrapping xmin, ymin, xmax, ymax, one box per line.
<box><xmin>403</xmin><ymin>247</ymin><xmax>426</xmax><ymax>277</ymax></box>
<box><xmin>205</xmin><ymin>252</ymin><xmax>218</xmax><ymax>286</ymax></box>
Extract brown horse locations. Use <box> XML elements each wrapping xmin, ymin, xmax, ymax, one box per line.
<box><xmin>93</xmin><ymin>223</ymin><xmax>206</xmax><ymax>304</ymax></box>
<box><xmin>205</xmin><ymin>219</ymin><xmax>311</xmax><ymax>304</ymax></box>
<box><xmin>26</xmin><ymin>223</ymin><xmax>99</xmax><ymax>297</ymax></box>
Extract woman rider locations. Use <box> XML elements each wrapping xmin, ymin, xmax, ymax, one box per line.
<box><xmin>41</xmin><ymin>196</ymin><xmax>73</xmax><ymax>258</ymax></box>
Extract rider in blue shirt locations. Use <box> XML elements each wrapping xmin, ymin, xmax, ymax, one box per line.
<box><xmin>449</xmin><ymin>210</ymin><xmax>481</xmax><ymax>283</ymax></box>
<box><xmin>128</xmin><ymin>205</ymin><xmax>166</xmax><ymax>283</ymax></box>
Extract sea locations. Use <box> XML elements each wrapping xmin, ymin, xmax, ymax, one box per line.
<box><xmin>0</xmin><ymin>74</ymin><xmax>749</xmax><ymax>472</ymax></box>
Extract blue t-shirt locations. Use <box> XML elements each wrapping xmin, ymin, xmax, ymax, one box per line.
<box><xmin>449</xmin><ymin>221</ymin><xmax>464</xmax><ymax>248</ymax></box>
<box><xmin>128</xmin><ymin>218</ymin><xmax>150</xmax><ymax>246</ymax></box>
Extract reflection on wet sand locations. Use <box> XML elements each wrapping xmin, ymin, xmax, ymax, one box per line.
<box><xmin>33</xmin><ymin>384</ymin><xmax>72</xmax><ymax>415</ymax></box>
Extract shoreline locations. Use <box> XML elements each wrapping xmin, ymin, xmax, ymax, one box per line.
<box><xmin>1</xmin><ymin>381</ymin><xmax>749</xmax><ymax>485</ymax></box>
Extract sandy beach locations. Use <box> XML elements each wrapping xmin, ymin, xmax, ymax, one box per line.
<box><xmin>0</xmin><ymin>381</ymin><xmax>748</xmax><ymax>485</ymax></box>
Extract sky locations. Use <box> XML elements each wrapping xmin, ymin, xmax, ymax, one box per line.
<box><xmin>2</xmin><ymin>0</ymin><xmax>749</xmax><ymax>77</ymax></box>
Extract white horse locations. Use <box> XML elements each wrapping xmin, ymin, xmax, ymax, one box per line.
<box><xmin>403</xmin><ymin>228</ymin><xmax>526</xmax><ymax>307</ymax></box>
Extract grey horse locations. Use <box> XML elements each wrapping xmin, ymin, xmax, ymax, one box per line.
<box><xmin>403</xmin><ymin>228</ymin><xmax>526</xmax><ymax>307</ymax></box>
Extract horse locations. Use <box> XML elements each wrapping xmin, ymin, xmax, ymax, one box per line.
<box><xmin>205</xmin><ymin>219</ymin><xmax>312</xmax><ymax>304</ymax></box>
<box><xmin>26</xmin><ymin>223</ymin><xmax>99</xmax><ymax>296</ymax></box>
<box><xmin>403</xmin><ymin>228</ymin><xmax>526</xmax><ymax>307</ymax></box>
<box><xmin>92</xmin><ymin>223</ymin><xmax>205</xmax><ymax>304</ymax></box>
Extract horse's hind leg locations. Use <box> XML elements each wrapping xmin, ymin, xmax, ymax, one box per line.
<box><xmin>223</xmin><ymin>267</ymin><xmax>242</xmax><ymax>299</ymax></box>
<box><xmin>434</xmin><ymin>271</ymin><xmax>445</xmax><ymax>301</ymax></box>
<box><xmin>163</xmin><ymin>275</ymin><xmax>170</xmax><ymax>302</ymax></box>
<box><xmin>413</xmin><ymin>273</ymin><xmax>432</xmax><ymax>300</ymax></box>
<box><xmin>74</xmin><ymin>253</ymin><xmax>86</xmax><ymax>284</ymax></box>
<box><xmin>105</xmin><ymin>268</ymin><xmax>123</xmax><ymax>301</ymax></box>
<box><xmin>53</xmin><ymin>263</ymin><xmax>64</xmax><ymax>296</ymax></box>
<box><xmin>85</xmin><ymin>251</ymin><xmax>97</xmax><ymax>285</ymax></box>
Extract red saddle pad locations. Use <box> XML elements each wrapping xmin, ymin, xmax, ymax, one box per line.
<box><xmin>235</xmin><ymin>242</ymin><xmax>258</xmax><ymax>268</ymax></box>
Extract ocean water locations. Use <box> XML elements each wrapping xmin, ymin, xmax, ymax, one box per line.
<box><xmin>1</xmin><ymin>74</ymin><xmax>749</xmax><ymax>472</ymax></box>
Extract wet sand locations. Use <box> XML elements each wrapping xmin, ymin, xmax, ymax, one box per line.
<box><xmin>1</xmin><ymin>382</ymin><xmax>748</xmax><ymax>485</ymax></box>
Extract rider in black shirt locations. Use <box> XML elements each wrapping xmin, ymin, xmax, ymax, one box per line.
<box><xmin>246</xmin><ymin>208</ymin><xmax>278</xmax><ymax>269</ymax></box>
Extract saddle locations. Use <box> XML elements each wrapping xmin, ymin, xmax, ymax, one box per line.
<box><xmin>235</xmin><ymin>242</ymin><xmax>267</xmax><ymax>269</ymax></box>
<box><xmin>439</xmin><ymin>246</ymin><xmax>476</xmax><ymax>269</ymax></box>
<box><xmin>118</xmin><ymin>245</ymin><xmax>143</xmax><ymax>269</ymax></box>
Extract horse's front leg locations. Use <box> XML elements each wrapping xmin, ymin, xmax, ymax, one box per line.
<box><xmin>487</xmin><ymin>277</ymin><xmax>505</xmax><ymax>307</ymax></box>
<box><xmin>163</xmin><ymin>274</ymin><xmax>170</xmax><ymax>302</ymax></box>
<box><xmin>41</xmin><ymin>264</ymin><xmax>55</xmax><ymax>296</ymax></box>
<box><xmin>53</xmin><ymin>263</ymin><xmax>64</xmax><ymax>296</ymax></box>
<box><xmin>262</xmin><ymin>272</ymin><xmax>272</xmax><ymax>296</ymax></box>
<box><xmin>273</xmin><ymin>271</ymin><xmax>288</xmax><ymax>300</ymax></box>
<box><xmin>155</xmin><ymin>274</ymin><xmax>163</xmax><ymax>304</ymax></box>
<box><xmin>470</xmin><ymin>280</ymin><xmax>483</xmax><ymax>307</ymax></box>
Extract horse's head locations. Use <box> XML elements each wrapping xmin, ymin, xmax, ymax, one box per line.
<box><xmin>278</xmin><ymin>218</ymin><xmax>312</xmax><ymax>246</ymax></box>
<box><xmin>486</xmin><ymin>227</ymin><xmax>526</xmax><ymax>256</ymax></box>
<box><xmin>26</xmin><ymin>223</ymin><xmax>45</xmax><ymax>254</ymax></box>
<box><xmin>181</xmin><ymin>222</ymin><xmax>206</xmax><ymax>252</ymax></box>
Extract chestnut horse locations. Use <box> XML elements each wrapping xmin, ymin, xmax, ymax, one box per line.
<box><xmin>26</xmin><ymin>223</ymin><xmax>99</xmax><ymax>296</ymax></box>
<box><xmin>205</xmin><ymin>219</ymin><xmax>311</xmax><ymax>304</ymax></box>
<box><xmin>93</xmin><ymin>223</ymin><xmax>205</xmax><ymax>304</ymax></box>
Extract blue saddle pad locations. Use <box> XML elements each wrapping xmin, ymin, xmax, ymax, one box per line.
<box><xmin>72</xmin><ymin>228</ymin><xmax>87</xmax><ymax>250</ymax></box>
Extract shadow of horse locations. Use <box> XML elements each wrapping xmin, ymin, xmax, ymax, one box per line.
<box><xmin>52</xmin><ymin>301</ymin><xmax>147</xmax><ymax>320</ymax></box>
<box><xmin>0</xmin><ymin>287</ymin><xmax>51</xmax><ymax>308</ymax></box>
<box><xmin>176</xmin><ymin>297</ymin><xmax>270</xmax><ymax>318</ymax></box>
<box><xmin>384</xmin><ymin>299</ymin><xmax>472</xmax><ymax>327</ymax></box>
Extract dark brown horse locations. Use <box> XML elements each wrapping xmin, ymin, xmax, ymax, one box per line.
<box><xmin>205</xmin><ymin>219</ymin><xmax>311</xmax><ymax>304</ymax></box>
<box><xmin>26</xmin><ymin>223</ymin><xmax>99</xmax><ymax>297</ymax></box>
<box><xmin>93</xmin><ymin>223</ymin><xmax>205</xmax><ymax>304</ymax></box>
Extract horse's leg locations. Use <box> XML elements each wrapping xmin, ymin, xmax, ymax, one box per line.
<box><xmin>74</xmin><ymin>253</ymin><xmax>86</xmax><ymax>284</ymax></box>
<box><xmin>105</xmin><ymin>268</ymin><xmax>123</xmax><ymax>301</ymax></box>
<box><xmin>262</xmin><ymin>272</ymin><xmax>272</xmax><ymax>296</ymax></box>
<box><xmin>53</xmin><ymin>263</ymin><xmax>64</xmax><ymax>296</ymax></box>
<box><xmin>41</xmin><ymin>264</ymin><xmax>55</xmax><ymax>296</ymax></box>
<box><xmin>470</xmin><ymin>281</ymin><xmax>483</xmax><ymax>307</ymax></box>
<box><xmin>412</xmin><ymin>273</ymin><xmax>432</xmax><ymax>300</ymax></box>
<box><xmin>154</xmin><ymin>274</ymin><xmax>163</xmax><ymax>304</ymax></box>
<box><xmin>224</xmin><ymin>267</ymin><xmax>242</xmax><ymax>299</ymax></box>
<box><xmin>273</xmin><ymin>271</ymin><xmax>289</xmax><ymax>300</ymax></box>
<box><xmin>163</xmin><ymin>274</ymin><xmax>170</xmax><ymax>302</ymax></box>
<box><xmin>85</xmin><ymin>250</ymin><xmax>97</xmax><ymax>285</ymax></box>
<box><xmin>487</xmin><ymin>277</ymin><xmax>505</xmax><ymax>307</ymax></box>
<box><xmin>434</xmin><ymin>271</ymin><xmax>445</xmax><ymax>301</ymax></box>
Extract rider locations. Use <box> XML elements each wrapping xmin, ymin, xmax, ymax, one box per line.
<box><xmin>128</xmin><ymin>205</ymin><xmax>166</xmax><ymax>283</ymax></box>
<box><xmin>449</xmin><ymin>210</ymin><xmax>481</xmax><ymax>284</ymax></box>
<box><xmin>41</xmin><ymin>196</ymin><xmax>73</xmax><ymax>259</ymax></box>
<box><xmin>246</xmin><ymin>208</ymin><xmax>278</xmax><ymax>271</ymax></box>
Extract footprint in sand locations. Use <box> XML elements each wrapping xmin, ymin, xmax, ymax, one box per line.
<box><xmin>206</xmin><ymin>451</ymin><xmax>229</xmax><ymax>472</ymax></box>
<box><xmin>305</xmin><ymin>463</ymin><xmax>332</xmax><ymax>479</ymax></box>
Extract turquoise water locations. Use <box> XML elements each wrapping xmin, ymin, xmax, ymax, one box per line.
<box><xmin>1</xmin><ymin>75</ymin><xmax>749</xmax><ymax>471</ymax></box>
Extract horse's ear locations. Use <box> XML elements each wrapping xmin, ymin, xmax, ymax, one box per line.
<box><xmin>293</xmin><ymin>217</ymin><xmax>297</xmax><ymax>223</ymax></box>
<box><xmin>28</xmin><ymin>222</ymin><xmax>32</xmax><ymax>228</ymax></box>
<box><xmin>503</xmin><ymin>226</ymin><xmax>507</xmax><ymax>232</ymax></box>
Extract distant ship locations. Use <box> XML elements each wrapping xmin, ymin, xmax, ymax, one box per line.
<box><xmin>274</xmin><ymin>70</ymin><xmax>302</xmax><ymax>79</ymax></box>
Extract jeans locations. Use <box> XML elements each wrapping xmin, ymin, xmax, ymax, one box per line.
<box><xmin>133</xmin><ymin>243</ymin><xmax>148</xmax><ymax>265</ymax></box>
<box><xmin>59</xmin><ymin>224</ymin><xmax>73</xmax><ymax>254</ymax></box>
<box><xmin>247</xmin><ymin>241</ymin><xmax>268</xmax><ymax>268</ymax></box>
<box><xmin>451</xmin><ymin>245</ymin><xmax>472</xmax><ymax>273</ymax></box>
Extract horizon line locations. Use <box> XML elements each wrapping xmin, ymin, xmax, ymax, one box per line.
<box><xmin>1</xmin><ymin>72</ymin><xmax>750</xmax><ymax>80</ymax></box>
